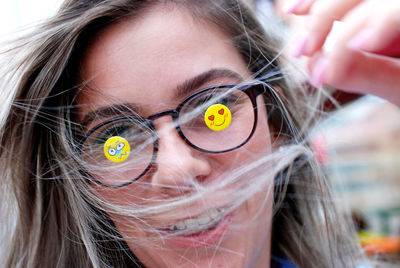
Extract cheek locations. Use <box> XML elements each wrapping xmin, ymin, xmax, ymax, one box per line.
<box><xmin>93</xmin><ymin>183</ymin><xmax>157</xmax><ymax>245</ymax></box>
<box><xmin>92</xmin><ymin>180</ymin><xmax>150</xmax><ymax>207</ymax></box>
<box><xmin>241</xmin><ymin>96</ymin><xmax>273</xmax><ymax>153</ymax></box>
<box><xmin>235</xmin><ymin>95</ymin><xmax>275</xmax><ymax>212</ymax></box>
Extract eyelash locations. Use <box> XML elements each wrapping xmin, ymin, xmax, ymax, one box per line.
<box><xmin>95</xmin><ymin>124</ymin><xmax>132</xmax><ymax>144</ymax></box>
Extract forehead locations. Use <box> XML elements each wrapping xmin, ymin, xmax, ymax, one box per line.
<box><xmin>78</xmin><ymin>4</ymin><xmax>251</xmax><ymax>116</ymax></box>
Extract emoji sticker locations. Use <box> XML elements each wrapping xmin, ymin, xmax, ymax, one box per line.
<box><xmin>104</xmin><ymin>136</ymin><xmax>130</xmax><ymax>163</ymax></box>
<box><xmin>204</xmin><ymin>104</ymin><xmax>232</xmax><ymax>131</ymax></box>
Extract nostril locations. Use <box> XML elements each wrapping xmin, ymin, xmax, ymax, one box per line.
<box><xmin>150</xmin><ymin>152</ymin><xmax>212</xmax><ymax>191</ymax></box>
<box><xmin>193</xmin><ymin>175</ymin><xmax>208</xmax><ymax>185</ymax></box>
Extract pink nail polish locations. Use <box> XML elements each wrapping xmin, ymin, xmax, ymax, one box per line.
<box><xmin>347</xmin><ymin>29</ymin><xmax>373</xmax><ymax>51</ymax></box>
<box><xmin>310</xmin><ymin>58</ymin><xmax>328</xmax><ymax>88</ymax></box>
<box><xmin>283</xmin><ymin>0</ymin><xmax>304</xmax><ymax>14</ymax></box>
<box><xmin>293</xmin><ymin>36</ymin><xmax>308</xmax><ymax>58</ymax></box>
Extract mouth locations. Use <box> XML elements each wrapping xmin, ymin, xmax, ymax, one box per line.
<box><xmin>117</xmin><ymin>152</ymin><xmax>127</xmax><ymax>159</ymax></box>
<box><xmin>162</xmin><ymin>207</ymin><xmax>233</xmax><ymax>249</ymax></box>
<box><xmin>167</xmin><ymin>207</ymin><xmax>228</xmax><ymax>235</ymax></box>
<box><xmin>215</xmin><ymin>119</ymin><xmax>226</xmax><ymax>126</ymax></box>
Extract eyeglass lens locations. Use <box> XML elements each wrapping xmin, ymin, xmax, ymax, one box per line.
<box><xmin>80</xmin><ymin>86</ymin><xmax>256</xmax><ymax>186</ymax></box>
<box><xmin>179</xmin><ymin>87</ymin><xmax>255</xmax><ymax>152</ymax></box>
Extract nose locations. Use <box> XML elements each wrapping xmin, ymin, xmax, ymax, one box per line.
<box><xmin>151</xmin><ymin>118</ymin><xmax>211</xmax><ymax>193</ymax></box>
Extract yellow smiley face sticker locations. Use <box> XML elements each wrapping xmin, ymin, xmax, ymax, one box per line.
<box><xmin>104</xmin><ymin>136</ymin><xmax>131</xmax><ymax>163</ymax></box>
<box><xmin>204</xmin><ymin>104</ymin><xmax>232</xmax><ymax>131</ymax></box>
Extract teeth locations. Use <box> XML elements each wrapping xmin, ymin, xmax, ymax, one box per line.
<box><xmin>208</xmin><ymin>209</ymin><xmax>219</xmax><ymax>219</ymax></box>
<box><xmin>197</xmin><ymin>214</ymin><xmax>210</xmax><ymax>225</ymax></box>
<box><xmin>176</xmin><ymin>221</ymin><xmax>185</xmax><ymax>230</ymax></box>
<box><xmin>169</xmin><ymin>208</ymin><xmax>228</xmax><ymax>235</ymax></box>
<box><xmin>185</xmin><ymin>219</ymin><xmax>196</xmax><ymax>228</ymax></box>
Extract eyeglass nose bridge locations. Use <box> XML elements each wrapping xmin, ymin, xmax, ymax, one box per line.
<box><xmin>148</xmin><ymin>109</ymin><xmax>179</xmax><ymax>121</ymax></box>
<box><xmin>147</xmin><ymin>109</ymin><xmax>195</xmax><ymax>152</ymax></box>
<box><xmin>148</xmin><ymin>110</ymin><xmax>180</xmax><ymax>134</ymax></box>
<box><xmin>147</xmin><ymin>109</ymin><xmax>193</xmax><ymax>159</ymax></box>
<box><xmin>147</xmin><ymin>110</ymin><xmax>182</xmax><ymax>141</ymax></box>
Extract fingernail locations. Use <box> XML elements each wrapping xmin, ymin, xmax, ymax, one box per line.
<box><xmin>347</xmin><ymin>29</ymin><xmax>373</xmax><ymax>51</ymax></box>
<box><xmin>310</xmin><ymin>58</ymin><xmax>328</xmax><ymax>88</ymax></box>
<box><xmin>283</xmin><ymin>0</ymin><xmax>304</xmax><ymax>14</ymax></box>
<box><xmin>293</xmin><ymin>36</ymin><xmax>309</xmax><ymax>58</ymax></box>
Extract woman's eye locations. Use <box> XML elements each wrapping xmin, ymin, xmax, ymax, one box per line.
<box><xmin>95</xmin><ymin>124</ymin><xmax>132</xmax><ymax>144</ymax></box>
<box><xmin>219</xmin><ymin>96</ymin><xmax>237</xmax><ymax>106</ymax></box>
<box><xmin>194</xmin><ymin>93</ymin><xmax>236</xmax><ymax>109</ymax></box>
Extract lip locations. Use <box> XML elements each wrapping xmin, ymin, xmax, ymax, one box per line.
<box><xmin>163</xmin><ymin>211</ymin><xmax>233</xmax><ymax>249</ymax></box>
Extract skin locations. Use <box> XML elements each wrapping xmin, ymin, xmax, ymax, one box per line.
<box><xmin>78</xmin><ymin>5</ymin><xmax>275</xmax><ymax>268</ymax></box>
<box><xmin>280</xmin><ymin>0</ymin><xmax>400</xmax><ymax>104</ymax></box>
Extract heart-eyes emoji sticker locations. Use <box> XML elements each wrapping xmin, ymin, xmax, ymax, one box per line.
<box><xmin>204</xmin><ymin>104</ymin><xmax>232</xmax><ymax>131</ymax></box>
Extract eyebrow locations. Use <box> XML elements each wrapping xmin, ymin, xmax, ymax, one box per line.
<box><xmin>80</xmin><ymin>103</ymin><xmax>139</xmax><ymax>129</ymax></box>
<box><xmin>80</xmin><ymin>68</ymin><xmax>243</xmax><ymax>129</ymax></box>
<box><xmin>174</xmin><ymin>68</ymin><xmax>243</xmax><ymax>99</ymax></box>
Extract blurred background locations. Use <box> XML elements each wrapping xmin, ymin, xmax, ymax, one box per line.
<box><xmin>1</xmin><ymin>0</ymin><xmax>399</xmax><ymax>265</ymax></box>
<box><xmin>0</xmin><ymin>0</ymin><xmax>62</xmax><ymax>39</ymax></box>
<box><xmin>312</xmin><ymin>97</ymin><xmax>400</xmax><ymax>264</ymax></box>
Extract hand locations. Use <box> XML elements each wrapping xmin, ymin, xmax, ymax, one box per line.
<box><xmin>282</xmin><ymin>0</ymin><xmax>400</xmax><ymax>105</ymax></box>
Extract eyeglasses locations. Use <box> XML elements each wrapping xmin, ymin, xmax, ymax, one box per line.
<box><xmin>78</xmin><ymin>83</ymin><xmax>268</xmax><ymax>187</ymax></box>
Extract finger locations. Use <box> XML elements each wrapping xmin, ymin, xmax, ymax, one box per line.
<box><xmin>347</xmin><ymin>3</ymin><xmax>400</xmax><ymax>57</ymax></box>
<box><xmin>281</xmin><ymin>0</ymin><xmax>317</xmax><ymax>15</ymax></box>
<box><xmin>309</xmin><ymin>52</ymin><xmax>400</xmax><ymax>105</ymax></box>
<box><xmin>307</xmin><ymin>1</ymin><xmax>400</xmax><ymax>103</ymax></box>
<box><xmin>301</xmin><ymin>0</ymin><xmax>363</xmax><ymax>56</ymax></box>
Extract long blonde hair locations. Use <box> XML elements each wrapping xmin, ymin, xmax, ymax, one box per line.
<box><xmin>0</xmin><ymin>0</ymin><xmax>364</xmax><ymax>267</ymax></box>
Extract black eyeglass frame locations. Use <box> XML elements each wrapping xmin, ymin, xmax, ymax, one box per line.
<box><xmin>77</xmin><ymin>82</ymin><xmax>268</xmax><ymax>188</ymax></box>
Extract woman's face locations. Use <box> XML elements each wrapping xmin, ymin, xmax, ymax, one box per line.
<box><xmin>78</xmin><ymin>5</ymin><xmax>274</xmax><ymax>268</ymax></box>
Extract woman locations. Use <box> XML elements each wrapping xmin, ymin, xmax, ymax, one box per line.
<box><xmin>1</xmin><ymin>0</ymin><xmax>397</xmax><ymax>267</ymax></box>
